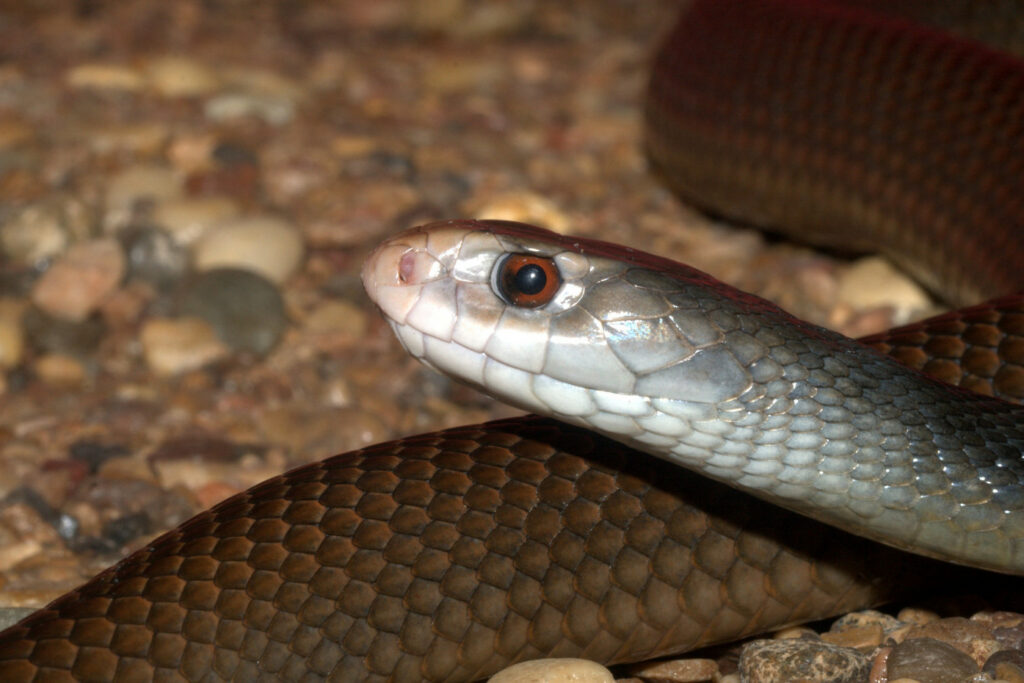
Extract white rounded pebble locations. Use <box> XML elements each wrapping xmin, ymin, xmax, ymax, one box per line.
<box><xmin>31</xmin><ymin>238</ymin><xmax>126</xmax><ymax>322</ymax></box>
<box><xmin>140</xmin><ymin>317</ymin><xmax>230</xmax><ymax>376</ymax></box>
<box><xmin>487</xmin><ymin>658</ymin><xmax>614</xmax><ymax>683</ymax></box>
<box><xmin>152</xmin><ymin>196</ymin><xmax>241</xmax><ymax>245</ymax></box>
<box><xmin>66</xmin><ymin>63</ymin><xmax>145</xmax><ymax>91</ymax></box>
<box><xmin>193</xmin><ymin>215</ymin><xmax>304</xmax><ymax>283</ymax></box>
<box><xmin>146</xmin><ymin>56</ymin><xmax>220</xmax><ymax>97</ymax></box>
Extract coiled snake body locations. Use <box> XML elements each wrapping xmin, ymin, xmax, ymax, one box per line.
<box><xmin>3</xmin><ymin>1</ymin><xmax>1024</xmax><ymax>680</ymax></box>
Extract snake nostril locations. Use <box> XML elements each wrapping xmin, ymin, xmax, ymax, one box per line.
<box><xmin>399</xmin><ymin>250</ymin><xmax>416</xmax><ymax>283</ymax></box>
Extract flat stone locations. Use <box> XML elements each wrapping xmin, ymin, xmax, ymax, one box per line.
<box><xmin>739</xmin><ymin>638</ymin><xmax>871</xmax><ymax>683</ymax></box>
<box><xmin>886</xmin><ymin>637</ymin><xmax>979</xmax><ymax>682</ymax></box>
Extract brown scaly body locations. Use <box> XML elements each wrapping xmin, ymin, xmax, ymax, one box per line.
<box><xmin>0</xmin><ymin>417</ymin><xmax>979</xmax><ymax>681</ymax></box>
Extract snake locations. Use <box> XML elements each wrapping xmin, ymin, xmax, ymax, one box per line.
<box><xmin>3</xmin><ymin>0</ymin><xmax>1024</xmax><ymax>680</ymax></box>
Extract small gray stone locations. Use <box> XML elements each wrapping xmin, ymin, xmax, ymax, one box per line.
<box><xmin>177</xmin><ymin>267</ymin><xmax>288</xmax><ymax>355</ymax></box>
<box><xmin>119</xmin><ymin>223</ymin><xmax>190</xmax><ymax>289</ymax></box>
<box><xmin>738</xmin><ymin>638</ymin><xmax>871</xmax><ymax>683</ymax></box>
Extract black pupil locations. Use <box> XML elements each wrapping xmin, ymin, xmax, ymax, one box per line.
<box><xmin>514</xmin><ymin>263</ymin><xmax>546</xmax><ymax>295</ymax></box>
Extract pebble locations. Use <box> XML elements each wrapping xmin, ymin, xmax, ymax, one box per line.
<box><xmin>193</xmin><ymin>215</ymin><xmax>304</xmax><ymax>283</ymax></box>
<box><xmin>0</xmin><ymin>298</ymin><xmax>25</xmax><ymax>368</ymax></box>
<box><xmin>0</xmin><ymin>203</ymin><xmax>69</xmax><ymax>266</ymax></box>
<box><xmin>738</xmin><ymin>638</ymin><xmax>871</xmax><ymax>683</ymax></box>
<box><xmin>837</xmin><ymin>256</ymin><xmax>933</xmax><ymax>326</ymax></box>
<box><xmin>625</xmin><ymin>657</ymin><xmax>718</xmax><ymax>682</ymax></box>
<box><xmin>302</xmin><ymin>300</ymin><xmax>369</xmax><ymax>338</ymax></box>
<box><xmin>105</xmin><ymin>165</ymin><xmax>184</xmax><ymax>229</ymax></box>
<box><xmin>487</xmin><ymin>658</ymin><xmax>614</xmax><ymax>683</ymax></box>
<box><xmin>119</xmin><ymin>223</ymin><xmax>191</xmax><ymax>289</ymax></box>
<box><xmin>65</xmin><ymin>63</ymin><xmax>145</xmax><ymax>91</ymax></box>
<box><xmin>31</xmin><ymin>238</ymin><xmax>126</xmax><ymax>322</ymax></box>
<box><xmin>467</xmin><ymin>190</ymin><xmax>571</xmax><ymax>234</ymax></box>
<box><xmin>204</xmin><ymin>93</ymin><xmax>295</xmax><ymax>126</ymax></box>
<box><xmin>884</xmin><ymin>637</ymin><xmax>979</xmax><ymax>682</ymax></box>
<box><xmin>88</xmin><ymin>122</ymin><xmax>169</xmax><ymax>156</ymax></box>
<box><xmin>140</xmin><ymin>317</ymin><xmax>230</xmax><ymax>376</ymax></box>
<box><xmin>177</xmin><ymin>268</ymin><xmax>288</xmax><ymax>355</ymax></box>
<box><xmin>983</xmin><ymin>649</ymin><xmax>1024</xmax><ymax>681</ymax></box>
<box><xmin>21</xmin><ymin>306</ymin><xmax>106</xmax><ymax>358</ymax></box>
<box><xmin>33</xmin><ymin>354</ymin><xmax>86</xmax><ymax>386</ymax></box>
<box><xmin>903</xmin><ymin>617</ymin><xmax>1002</xmax><ymax>666</ymax></box>
<box><xmin>145</xmin><ymin>56</ymin><xmax>220</xmax><ymax>97</ymax></box>
<box><xmin>151</xmin><ymin>196</ymin><xmax>241</xmax><ymax>245</ymax></box>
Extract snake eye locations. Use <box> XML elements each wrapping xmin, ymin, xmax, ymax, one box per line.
<box><xmin>495</xmin><ymin>254</ymin><xmax>562</xmax><ymax>308</ymax></box>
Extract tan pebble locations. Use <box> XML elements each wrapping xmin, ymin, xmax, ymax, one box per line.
<box><xmin>66</xmin><ymin>63</ymin><xmax>145</xmax><ymax>91</ymax></box>
<box><xmin>0</xmin><ymin>298</ymin><xmax>26</xmax><ymax>368</ymax></box>
<box><xmin>822</xmin><ymin>623</ymin><xmax>884</xmax><ymax>650</ymax></box>
<box><xmin>330</xmin><ymin>134</ymin><xmax>379</xmax><ymax>158</ymax></box>
<box><xmin>31</xmin><ymin>238</ymin><xmax>126</xmax><ymax>321</ymax></box>
<box><xmin>105</xmin><ymin>165</ymin><xmax>184</xmax><ymax>227</ymax></box>
<box><xmin>487</xmin><ymin>658</ymin><xmax>613</xmax><ymax>683</ymax></box>
<box><xmin>0</xmin><ymin>117</ymin><xmax>33</xmax><ymax>148</ymax></box>
<box><xmin>0</xmin><ymin>503</ymin><xmax>62</xmax><ymax>571</ymax></box>
<box><xmin>167</xmin><ymin>132</ymin><xmax>219</xmax><ymax>173</ymax></box>
<box><xmin>1</xmin><ymin>204</ymin><xmax>70</xmax><ymax>266</ymax></box>
<box><xmin>88</xmin><ymin>122</ymin><xmax>169</xmax><ymax>156</ymax></box>
<box><xmin>97</xmin><ymin>456</ymin><xmax>157</xmax><ymax>484</ymax></box>
<box><xmin>62</xmin><ymin>500</ymin><xmax>102</xmax><ymax>539</ymax></box>
<box><xmin>151</xmin><ymin>458</ymin><xmax>226</xmax><ymax>492</ymax></box>
<box><xmin>145</xmin><ymin>55</ymin><xmax>220</xmax><ymax>97</ymax></box>
<box><xmin>971</xmin><ymin>611</ymin><xmax>1024</xmax><ymax>629</ymax></box>
<box><xmin>196</xmin><ymin>481</ymin><xmax>241</xmax><ymax>508</ymax></box>
<box><xmin>222</xmin><ymin>66</ymin><xmax>303</xmax><ymax>100</ymax></box>
<box><xmin>151</xmin><ymin>196</ymin><xmax>241</xmax><ymax>245</ymax></box>
<box><xmin>897</xmin><ymin>608</ymin><xmax>940</xmax><ymax>626</ymax></box>
<box><xmin>193</xmin><ymin>215</ymin><xmax>304</xmax><ymax>283</ymax></box>
<box><xmin>837</xmin><ymin>256</ymin><xmax>932</xmax><ymax>325</ymax></box>
<box><xmin>33</xmin><ymin>354</ymin><xmax>86</xmax><ymax>386</ymax></box>
<box><xmin>626</xmin><ymin>657</ymin><xmax>718</xmax><ymax>681</ymax></box>
<box><xmin>773</xmin><ymin>626</ymin><xmax>818</xmax><ymax>640</ymax></box>
<box><xmin>303</xmin><ymin>300</ymin><xmax>369</xmax><ymax>337</ymax></box>
<box><xmin>140</xmin><ymin>316</ymin><xmax>230</xmax><ymax>376</ymax></box>
<box><xmin>466</xmin><ymin>191</ymin><xmax>571</xmax><ymax>234</ymax></box>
